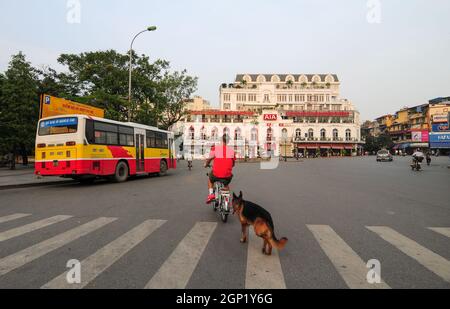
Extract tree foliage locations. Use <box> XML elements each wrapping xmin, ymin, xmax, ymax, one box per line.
<box><xmin>0</xmin><ymin>53</ymin><xmax>39</xmax><ymax>156</ymax></box>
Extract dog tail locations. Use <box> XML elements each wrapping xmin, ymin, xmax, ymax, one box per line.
<box><xmin>269</xmin><ymin>232</ymin><xmax>288</xmax><ymax>250</ymax></box>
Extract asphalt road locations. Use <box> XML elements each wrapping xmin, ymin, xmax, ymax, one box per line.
<box><xmin>0</xmin><ymin>156</ymin><xmax>449</xmax><ymax>289</ymax></box>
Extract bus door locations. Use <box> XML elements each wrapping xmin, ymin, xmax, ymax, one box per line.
<box><xmin>135</xmin><ymin>128</ymin><xmax>145</xmax><ymax>172</ymax></box>
<box><xmin>168</xmin><ymin>137</ymin><xmax>174</xmax><ymax>167</ymax></box>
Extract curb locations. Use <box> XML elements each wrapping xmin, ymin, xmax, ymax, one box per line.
<box><xmin>0</xmin><ymin>179</ymin><xmax>76</xmax><ymax>190</ymax></box>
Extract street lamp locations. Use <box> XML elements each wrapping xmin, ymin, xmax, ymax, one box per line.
<box><xmin>128</xmin><ymin>26</ymin><xmax>157</xmax><ymax>121</ymax></box>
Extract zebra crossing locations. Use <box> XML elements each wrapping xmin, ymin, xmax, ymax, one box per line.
<box><xmin>0</xmin><ymin>212</ymin><xmax>449</xmax><ymax>289</ymax></box>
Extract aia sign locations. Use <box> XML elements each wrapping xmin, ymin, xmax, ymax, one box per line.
<box><xmin>264</xmin><ymin>114</ymin><xmax>278</xmax><ymax>121</ymax></box>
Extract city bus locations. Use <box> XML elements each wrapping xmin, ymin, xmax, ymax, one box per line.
<box><xmin>35</xmin><ymin>115</ymin><xmax>176</xmax><ymax>183</ymax></box>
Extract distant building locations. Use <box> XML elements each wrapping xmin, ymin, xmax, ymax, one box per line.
<box><xmin>172</xmin><ymin>74</ymin><xmax>363</xmax><ymax>159</ymax></box>
<box><xmin>368</xmin><ymin>97</ymin><xmax>450</xmax><ymax>154</ymax></box>
<box><xmin>184</xmin><ymin>96</ymin><xmax>211</xmax><ymax>111</ymax></box>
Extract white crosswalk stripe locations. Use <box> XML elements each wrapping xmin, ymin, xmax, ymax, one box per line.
<box><xmin>307</xmin><ymin>225</ymin><xmax>390</xmax><ymax>289</ymax></box>
<box><xmin>145</xmin><ymin>222</ymin><xmax>217</xmax><ymax>289</ymax></box>
<box><xmin>245</xmin><ymin>229</ymin><xmax>286</xmax><ymax>289</ymax></box>
<box><xmin>429</xmin><ymin>227</ymin><xmax>450</xmax><ymax>239</ymax></box>
<box><xmin>0</xmin><ymin>217</ymin><xmax>116</xmax><ymax>277</ymax></box>
<box><xmin>0</xmin><ymin>213</ymin><xmax>31</xmax><ymax>224</ymax></box>
<box><xmin>1</xmin><ymin>213</ymin><xmax>450</xmax><ymax>288</ymax></box>
<box><xmin>41</xmin><ymin>219</ymin><xmax>166</xmax><ymax>289</ymax></box>
<box><xmin>0</xmin><ymin>215</ymin><xmax>72</xmax><ymax>242</ymax></box>
<box><xmin>367</xmin><ymin>226</ymin><xmax>450</xmax><ymax>283</ymax></box>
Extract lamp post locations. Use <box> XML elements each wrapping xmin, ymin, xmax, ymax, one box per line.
<box><xmin>128</xmin><ymin>26</ymin><xmax>157</xmax><ymax>121</ymax></box>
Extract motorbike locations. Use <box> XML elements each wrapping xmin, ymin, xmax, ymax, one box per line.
<box><xmin>206</xmin><ymin>169</ymin><xmax>232</xmax><ymax>223</ymax></box>
<box><xmin>411</xmin><ymin>156</ymin><xmax>423</xmax><ymax>171</ymax></box>
<box><xmin>426</xmin><ymin>155</ymin><xmax>431</xmax><ymax>166</ymax></box>
<box><xmin>187</xmin><ymin>160</ymin><xmax>193</xmax><ymax>171</ymax></box>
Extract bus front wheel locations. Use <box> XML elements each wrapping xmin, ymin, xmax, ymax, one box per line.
<box><xmin>113</xmin><ymin>161</ymin><xmax>129</xmax><ymax>183</ymax></box>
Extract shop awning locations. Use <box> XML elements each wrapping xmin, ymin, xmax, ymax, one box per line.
<box><xmin>331</xmin><ymin>145</ymin><xmax>344</xmax><ymax>150</ymax></box>
<box><xmin>320</xmin><ymin>145</ymin><xmax>331</xmax><ymax>149</ymax></box>
<box><xmin>344</xmin><ymin>145</ymin><xmax>354</xmax><ymax>150</ymax></box>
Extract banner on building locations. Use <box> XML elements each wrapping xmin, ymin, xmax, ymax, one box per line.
<box><xmin>411</xmin><ymin>130</ymin><xmax>429</xmax><ymax>142</ymax></box>
<box><xmin>429</xmin><ymin>133</ymin><xmax>450</xmax><ymax>149</ymax></box>
<box><xmin>432</xmin><ymin>114</ymin><xmax>448</xmax><ymax>123</ymax></box>
<box><xmin>39</xmin><ymin>94</ymin><xmax>105</xmax><ymax>119</ymax></box>
<box><xmin>432</xmin><ymin>123</ymin><xmax>449</xmax><ymax>132</ymax></box>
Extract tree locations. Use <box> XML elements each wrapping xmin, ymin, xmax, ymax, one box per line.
<box><xmin>54</xmin><ymin>50</ymin><xmax>197</xmax><ymax>125</ymax></box>
<box><xmin>151</xmin><ymin>70</ymin><xmax>198</xmax><ymax>129</ymax></box>
<box><xmin>0</xmin><ymin>53</ymin><xmax>39</xmax><ymax>167</ymax></box>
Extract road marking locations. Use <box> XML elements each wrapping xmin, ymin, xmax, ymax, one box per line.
<box><xmin>429</xmin><ymin>228</ymin><xmax>450</xmax><ymax>239</ymax></box>
<box><xmin>145</xmin><ymin>222</ymin><xmax>217</xmax><ymax>289</ymax></box>
<box><xmin>0</xmin><ymin>214</ymin><xmax>31</xmax><ymax>224</ymax></box>
<box><xmin>0</xmin><ymin>215</ymin><xmax>72</xmax><ymax>242</ymax></box>
<box><xmin>307</xmin><ymin>225</ymin><xmax>390</xmax><ymax>289</ymax></box>
<box><xmin>367</xmin><ymin>226</ymin><xmax>450</xmax><ymax>283</ymax></box>
<box><xmin>0</xmin><ymin>217</ymin><xmax>116</xmax><ymax>277</ymax></box>
<box><xmin>245</xmin><ymin>229</ymin><xmax>286</xmax><ymax>289</ymax></box>
<box><xmin>42</xmin><ymin>219</ymin><xmax>166</xmax><ymax>289</ymax></box>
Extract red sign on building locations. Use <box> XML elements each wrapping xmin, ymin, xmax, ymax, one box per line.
<box><xmin>264</xmin><ymin>114</ymin><xmax>278</xmax><ymax>121</ymax></box>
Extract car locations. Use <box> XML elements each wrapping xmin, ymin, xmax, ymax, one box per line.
<box><xmin>376</xmin><ymin>149</ymin><xmax>393</xmax><ymax>162</ymax></box>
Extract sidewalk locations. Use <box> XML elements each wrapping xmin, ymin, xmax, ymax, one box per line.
<box><xmin>0</xmin><ymin>165</ymin><xmax>73</xmax><ymax>190</ymax></box>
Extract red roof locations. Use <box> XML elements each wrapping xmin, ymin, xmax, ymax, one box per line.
<box><xmin>190</xmin><ymin>110</ymin><xmax>255</xmax><ymax>116</ymax></box>
<box><xmin>285</xmin><ymin>111</ymin><xmax>351</xmax><ymax>117</ymax></box>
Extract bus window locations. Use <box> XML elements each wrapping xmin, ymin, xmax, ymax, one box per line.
<box><xmin>146</xmin><ymin>130</ymin><xmax>156</xmax><ymax>148</ymax></box>
<box><xmin>39</xmin><ymin>117</ymin><xmax>78</xmax><ymax>136</ymax></box>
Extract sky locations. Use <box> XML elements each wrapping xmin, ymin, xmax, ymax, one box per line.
<box><xmin>0</xmin><ymin>0</ymin><xmax>449</xmax><ymax>121</ymax></box>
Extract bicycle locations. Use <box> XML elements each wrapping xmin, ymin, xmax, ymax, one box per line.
<box><xmin>206</xmin><ymin>168</ymin><xmax>232</xmax><ymax>223</ymax></box>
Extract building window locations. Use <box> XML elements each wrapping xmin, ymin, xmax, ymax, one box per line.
<box><xmin>237</xmin><ymin>93</ymin><xmax>247</xmax><ymax>102</ymax></box>
<box><xmin>282</xmin><ymin>128</ymin><xmax>288</xmax><ymax>139</ymax></box>
<box><xmin>346</xmin><ymin>129</ymin><xmax>352</xmax><ymax>141</ymax></box>
<box><xmin>267</xmin><ymin>128</ymin><xmax>273</xmax><ymax>141</ymax></box>
<box><xmin>189</xmin><ymin>127</ymin><xmax>195</xmax><ymax>140</ymax></box>
<box><xmin>224</xmin><ymin>93</ymin><xmax>231</xmax><ymax>102</ymax></box>
<box><xmin>333</xmin><ymin>129</ymin><xmax>339</xmax><ymax>141</ymax></box>
<box><xmin>211</xmin><ymin>127</ymin><xmax>218</xmax><ymax>141</ymax></box>
<box><xmin>277</xmin><ymin>94</ymin><xmax>287</xmax><ymax>103</ymax></box>
<box><xmin>264</xmin><ymin>94</ymin><xmax>270</xmax><ymax>103</ymax></box>
<box><xmin>295</xmin><ymin>129</ymin><xmax>302</xmax><ymax>138</ymax></box>
<box><xmin>308</xmin><ymin>129</ymin><xmax>314</xmax><ymax>140</ymax></box>
<box><xmin>223</xmin><ymin>127</ymin><xmax>230</xmax><ymax>138</ymax></box>
<box><xmin>251</xmin><ymin>128</ymin><xmax>258</xmax><ymax>141</ymax></box>
<box><xmin>235</xmin><ymin>128</ymin><xmax>242</xmax><ymax>140</ymax></box>
<box><xmin>320</xmin><ymin>129</ymin><xmax>326</xmax><ymax>140</ymax></box>
<box><xmin>223</xmin><ymin>103</ymin><xmax>231</xmax><ymax>110</ymax></box>
<box><xmin>248</xmin><ymin>94</ymin><xmax>257</xmax><ymax>102</ymax></box>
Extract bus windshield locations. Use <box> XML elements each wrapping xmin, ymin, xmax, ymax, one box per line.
<box><xmin>38</xmin><ymin>117</ymin><xmax>78</xmax><ymax>136</ymax></box>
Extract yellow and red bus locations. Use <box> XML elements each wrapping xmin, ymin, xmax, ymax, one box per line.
<box><xmin>35</xmin><ymin>115</ymin><xmax>176</xmax><ymax>183</ymax></box>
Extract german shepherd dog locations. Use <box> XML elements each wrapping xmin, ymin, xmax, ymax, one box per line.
<box><xmin>232</xmin><ymin>191</ymin><xmax>288</xmax><ymax>256</ymax></box>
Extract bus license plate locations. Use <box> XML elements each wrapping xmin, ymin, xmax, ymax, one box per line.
<box><xmin>53</xmin><ymin>160</ymin><xmax>59</xmax><ymax>167</ymax></box>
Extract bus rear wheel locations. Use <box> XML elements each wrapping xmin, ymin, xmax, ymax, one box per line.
<box><xmin>113</xmin><ymin>161</ymin><xmax>129</xmax><ymax>183</ymax></box>
<box><xmin>159</xmin><ymin>160</ymin><xmax>168</xmax><ymax>176</ymax></box>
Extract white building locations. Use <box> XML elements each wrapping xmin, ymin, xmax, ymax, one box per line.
<box><xmin>171</xmin><ymin>74</ymin><xmax>362</xmax><ymax>159</ymax></box>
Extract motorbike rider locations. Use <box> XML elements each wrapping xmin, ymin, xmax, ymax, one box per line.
<box><xmin>204</xmin><ymin>134</ymin><xmax>236</xmax><ymax>204</ymax></box>
<box><xmin>426</xmin><ymin>151</ymin><xmax>432</xmax><ymax>166</ymax></box>
<box><xmin>411</xmin><ymin>148</ymin><xmax>425</xmax><ymax>167</ymax></box>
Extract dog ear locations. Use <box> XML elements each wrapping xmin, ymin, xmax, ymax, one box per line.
<box><xmin>239</xmin><ymin>191</ymin><xmax>243</xmax><ymax>200</ymax></box>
